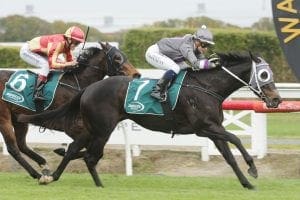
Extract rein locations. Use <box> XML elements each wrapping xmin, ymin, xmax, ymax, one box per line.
<box><xmin>58</xmin><ymin>61</ymin><xmax>104</xmax><ymax>92</ymax></box>
<box><xmin>182</xmin><ymin>83</ymin><xmax>224</xmax><ymax>102</ymax></box>
<box><xmin>181</xmin><ymin>60</ymin><xmax>267</xmax><ymax>102</ymax></box>
<box><xmin>221</xmin><ymin>61</ymin><xmax>266</xmax><ymax>100</ymax></box>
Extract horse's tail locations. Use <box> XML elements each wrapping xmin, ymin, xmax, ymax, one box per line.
<box><xmin>17</xmin><ymin>89</ymin><xmax>85</xmax><ymax>129</ymax></box>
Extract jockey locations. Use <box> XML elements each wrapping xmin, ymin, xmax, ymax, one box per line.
<box><xmin>20</xmin><ymin>26</ymin><xmax>85</xmax><ymax>101</ymax></box>
<box><xmin>145</xmin><ymin>25</ymin><xmax>220</xmax><ymax>102</ymax></box>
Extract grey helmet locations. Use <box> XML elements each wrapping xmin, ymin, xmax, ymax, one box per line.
<box><xmin>194</xmin><ymin>25</ymin><xmax>215</xmax><ymax>45</ymax></box>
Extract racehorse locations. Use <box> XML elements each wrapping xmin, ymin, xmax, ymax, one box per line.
<box><xmin>0</xmin><ymin>42</ymin><xmax>140</xmax><ymax>182</ymax></box>
<box><xmin>18</xmin><ymin>52</ymin><xmax>282</xmax><ymax>189</ymax></box>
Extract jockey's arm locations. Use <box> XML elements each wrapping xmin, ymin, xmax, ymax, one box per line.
<box><xmin>50</xmin><ymin>42</ymin><xmax>77</xmax><ymax>69</ymax></box>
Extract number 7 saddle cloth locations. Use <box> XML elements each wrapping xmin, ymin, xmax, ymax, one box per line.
<box><xmin>124</xmin><ymin>71</ymin><xmax>187</xmax><ymax>116</ymax></box>
<box><xmin>2</xmin><ymin>70</ymin><xmax>62</xmax><ymax>111</ymax></box>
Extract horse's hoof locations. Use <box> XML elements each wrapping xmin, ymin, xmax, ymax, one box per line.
<box><xmin>247</xmin><ymin>184</ymin><xmax>256</xmax><ymax>190</ymax></box>
<box><xmin>38</xmin><ymin>175</ymin><xmax>53</xmax><ymax>185</ymax></box>
<box><xmin>243</xmin><ymin>183</ymin><xmax>256</xmax><ymax>190</ymax></box>
<box><xmin>248</xmin><ymin>167</ymin><xmax>258</xmax><ymax>178</ymax></box>
<box><xmin>41</xmin><ymin>168</ymin><xmax>51</xmax><ymax>176</ymax></box>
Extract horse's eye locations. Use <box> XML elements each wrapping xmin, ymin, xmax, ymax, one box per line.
<box><xmin>115</xmin><ymin>55</ymin><xmax>122</xmax><ymax>62</ymax></box>
<box><xmin>258</xmin><ymin>69</ymin><xmax>270</xmax><ymax>82</ymax></box>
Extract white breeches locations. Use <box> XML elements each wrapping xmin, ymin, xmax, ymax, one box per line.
<box><xmin>145</xmin><ymin>44</ymin><xmax>185</xmax><ymax>74</ymax></box>
<box><xmin>20</xmin><ymin>43</ymin><xmax>50</xmax><ymax>77</ymax></box>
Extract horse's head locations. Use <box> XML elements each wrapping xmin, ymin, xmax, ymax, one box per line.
<box><xmin>248</xmin><ymin>53</ymin><xmax>282</xmax><ymax>108</ymax></box>
<box><xmin>217</xmin><ymin>52</ymin><xmax>282</xmax><ymax>108</ymax></box>
<box><xmin>100</xmin><ymin>42</ymin><xmax>141</xmax><ymax>78</ymax></box>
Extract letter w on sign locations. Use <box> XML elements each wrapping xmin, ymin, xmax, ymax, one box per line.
<box><xmin>272</xmin><ymin>0</ymin><xmax>300</xmax><ymax>80</ymax></box>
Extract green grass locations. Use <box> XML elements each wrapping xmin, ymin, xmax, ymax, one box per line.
<box><xmin>0</xmin><ymin>173</ymin><xmax>299</xmax><ymax>200</ymax></box>
<box><xmin>224</xmin><ymin>112</ymin><xmax>300</xmax><ymax>138</ymax></box>
<box><xmin>267</xmin><ymin>113</ymin><xmax>300</xmax><ymax>138</ymax></box>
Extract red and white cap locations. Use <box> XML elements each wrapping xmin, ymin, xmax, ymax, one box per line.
<box><xmin>64</xmin><ymin>26</ymin><xmax>85</xmax><ymax>43</ymax></box>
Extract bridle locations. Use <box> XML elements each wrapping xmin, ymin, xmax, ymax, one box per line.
<box><xmin>221</xmin><ymin>58</ymin><xmax>274</xmax><ymax>100</ymax></box>
<box><xmin>105</xmin><ymin>46</ymin><xmax>127</xmax><ymax>76</ymax></box>
<box><xmin>59</xmin><ymin>47</ymin><xmax>126</xmax><ymax>90</ymax></box>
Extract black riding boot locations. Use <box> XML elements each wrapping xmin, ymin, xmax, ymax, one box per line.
<box><xmin>151</xmin><ymin>70</ymin><xmax>177</xmax><ymax>102</ymax></box>
<box><xmin>34</xmin><ymin>79</ymin><xmax>47</xmax><ymax>101</ymax></box>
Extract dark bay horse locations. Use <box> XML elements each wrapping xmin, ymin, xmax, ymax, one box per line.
<box><xmin>19</xmin><ymin>52</ymin><xmax>282</xmax><ymax>189</ymax></box>
<box><xmin>0</xmin><ymin>42</ymin><xmax>140</xmax><ymax>182</ymax></box>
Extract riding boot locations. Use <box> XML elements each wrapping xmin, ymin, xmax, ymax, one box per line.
<box><xmin>34</xmin><ymin>79</ymin><xmax>47</xmax><ymax>102</ymax></box>
<box><xmin>151</xmin><ymin>70</ymin><xmax>177</xmax><ymax>102</ymax></box>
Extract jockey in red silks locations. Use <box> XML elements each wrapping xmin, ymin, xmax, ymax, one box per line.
<box><xmin>20</xmin><ymin>26</ymin><xmax>85</xmax><ymax>101</ymax></box>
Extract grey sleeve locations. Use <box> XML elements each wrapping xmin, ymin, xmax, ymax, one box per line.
<box><xmin>179</xmin><ymin>43</ymin><xmax>200</xmax><ymax>68</ymax></box>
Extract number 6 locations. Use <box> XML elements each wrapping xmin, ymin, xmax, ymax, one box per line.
<box><xmin>9</xmin><ymin>73</ymin><xmax>29</xmax><ymax>92</ymax></box>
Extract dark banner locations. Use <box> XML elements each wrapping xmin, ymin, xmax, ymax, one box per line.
<box><xmin>272</xmin><ymin>0</ymin><xmax>300</xmax><ymax>80</ymax></box>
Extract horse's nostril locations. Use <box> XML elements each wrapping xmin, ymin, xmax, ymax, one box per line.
<box><xmin>274</xmin><ymin>98</ymin><xmax>281</xmax><ymax>104</ymax></box>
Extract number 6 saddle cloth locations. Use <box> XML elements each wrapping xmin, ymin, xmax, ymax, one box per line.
<box><xmin>2</xmin><ymin>70</ymin><xmax>62</xmax><ymax>111</ymax></box>
<box><xmin>124</xmin><ymin>71</ymin><xmax>187</xmax><ymax>116</ymax></box>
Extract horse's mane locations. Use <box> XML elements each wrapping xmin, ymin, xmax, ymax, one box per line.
<box><xmin>217</xmin><ymin>52</ymin><xmax>251</xmax><ymax>67</ymax></box>
<box><xmin>78</xmin><ymin>47</ymin><xmax>102</xmax><ymax>63</ymax></box>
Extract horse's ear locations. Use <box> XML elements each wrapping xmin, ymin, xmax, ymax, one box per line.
<box><xmin>98</xmin><ymin>41</ymin><xmax>104</xmax><ymax>49</ymax></box>
<box><xmin>249</xmin><ymin>51</ymin><xmax>260</xmax><ymax>63</ymax></box>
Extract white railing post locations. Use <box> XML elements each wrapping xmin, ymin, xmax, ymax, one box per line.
<box><xmin>251</xmin><ymin>112</ymin><xmax>267</xmax><ymax>159</ymax></box>
<box><xmin>120</xmin><ymin>122</ymin><xmax>133</xmax><ymax>176</ymax></box>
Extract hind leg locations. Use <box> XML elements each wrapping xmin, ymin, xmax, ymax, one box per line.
<box><xmin>0</xmin><ymin>114</ymin><xmax>41</xmax><ymax>179</ymax></box>
<box><xmin>49</xmin><ymin>134</ymin><xmax>89</xmax><ymax>184</ymax></box>
<box><xmin>83</xmin><ymin>135</ymin><xmax>107</xmax><ymax>187</ymax></box>
<box><xmin>12</xmin><ymin>119</ymin><xmax>50</xmax><ymax>175</ymax></box>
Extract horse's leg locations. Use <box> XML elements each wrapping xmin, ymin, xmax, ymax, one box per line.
<box><xmin>212</xmin><ymin>139</ymin><xmax>255</xmax><ymax>190</ymax></box>
<box><xmin>223</xmin><ymin>130</ymin><xmax>257</xmax><ymax>178</ymax></box>
<box><xmin>83</xmin><ymin>135</ymin><xmax>107</xmax><ymax>187</ymax></box>
<box><xmin>199</xmin><ymin>128</ymin><xmax>257</xmax><ymax>178</ymax></box>
<box><xmin>53</xmin><ymin>148</ymin><xmax>86</xmax><ymax>159</ymax></box>
<box><xmin>44</xmin><ymin>136</ymin><xmax>89</xmax><ymax>184</ymax></box>
<box><xmin>0</xmin><ymin>115</ymin><xmax>41</xmax><ymax>179</ymax></box>
<box><xmin>12</xmin><ymin>119</ymin><xmax>50</xmax><ymax>175</ymax></box>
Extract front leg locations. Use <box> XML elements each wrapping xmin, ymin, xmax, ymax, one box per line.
<box><xmin>213</xmin><ymin>139</ymin><xmax>255</xmax><ymax>190</ymax></box>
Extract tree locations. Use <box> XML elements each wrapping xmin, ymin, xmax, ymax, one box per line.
<box><xmin>0</xmin><ymin>15</ymin><xmax>110</xmax><ymax>42</ymax></box>
<box><xmin>251</xmin><ymin>17</ymin><xmax>274</xmax><ymax>31</ymax></box>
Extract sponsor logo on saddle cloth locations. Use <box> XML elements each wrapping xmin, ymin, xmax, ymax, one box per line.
<box><xmin>124</xmin><ymin>71</ymin><xmax>187</xmax><ymax>115</ymax></box>
<box><xmin>2</xmin><ymin>70</ymin><xmax>62</xmax><ymax>111</ymax></box>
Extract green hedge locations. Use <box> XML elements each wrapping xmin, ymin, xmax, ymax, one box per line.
<box><xmin>0</xmin><ymin>29</ymin><xmax>297</xmax><ymax>82</ymax></box>
<box><xmin>121</xmin><ymin>28</ymin><xmax>297</xmax><ymax>82</ymax></box>
<box><xmin>0</xmin><ymin>47</ymin><xmax>31</xmax><ymax>68</ymax></box>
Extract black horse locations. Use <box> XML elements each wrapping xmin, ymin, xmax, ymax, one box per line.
<box><xmin>0</xmin><ymin>42</ymin><xmax>140</xmax><ymax>183</ymax></box>
<box><xmin>19</xmin><ymin>52</ymin><xmax>282</xmax><ymax>189</ymax></box>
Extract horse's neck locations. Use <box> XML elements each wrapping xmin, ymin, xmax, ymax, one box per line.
<box><xmin>62</xmin><ymin>68</ymin><xmax>105</xmax><ymax>89</ymax></box>
<box><xmin>214</xmin><ymin>63</ymin><xmax>251</xmax><ymax>99</ymax></box>
<box><xmin>186</xmin><ymin>63</ymin><xmax>251</xmax><ymax>100</ymax></box>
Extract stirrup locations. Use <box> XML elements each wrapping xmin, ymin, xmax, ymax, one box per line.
<box><xmin>151</xmin><ymin>91</ymin><xmax>167</xmax><ymax>102</ymax></box>
<box><xmin>34</xmin><ymin>94</ymin><xmax>47</xmax><ymax>101</ymax></box>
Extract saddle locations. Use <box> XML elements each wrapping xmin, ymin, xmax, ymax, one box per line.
<box><xmin>2</xmin><ymin>70</ymin><xmax>63</xmax><ymax>112</ymax></box>
<box><xmin>124</xmin><ymin>71</ymin><xmax>187</xmax><ymax>115</ymax></box>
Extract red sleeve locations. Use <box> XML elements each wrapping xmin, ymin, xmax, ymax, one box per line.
<box><xmin>65</xmin><ymin>51</ymin><xmax>73</xmax><ymax>62</ymax></box>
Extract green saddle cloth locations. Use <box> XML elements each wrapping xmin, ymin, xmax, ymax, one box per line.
<box><xmin>2</xmin><ymin>70</ymin><xmax>62</xmax><ymax>111</ymax></box>
<box><xmin>124</xmin><ymin>71</ymin><xmax>187</xmax><ymax>115</ymax></box>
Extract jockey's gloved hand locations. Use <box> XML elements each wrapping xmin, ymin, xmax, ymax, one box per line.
<box><xmin>208</xmin><ymin>53</ymin><xmax>221</xmax><ymax>68</ymax></box>
<box><xmin>192</xmin><ymin>65</ymin><xmax>201</xmax><ymax>71</ymax></box>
